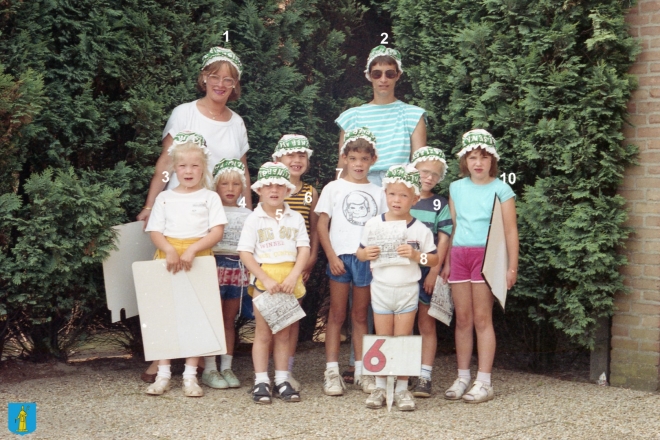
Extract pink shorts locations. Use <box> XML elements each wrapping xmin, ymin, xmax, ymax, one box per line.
<box><xmin>448</xmin><ymin>247</ymin><xmax>486</xmax><ymax>283</ymax></box>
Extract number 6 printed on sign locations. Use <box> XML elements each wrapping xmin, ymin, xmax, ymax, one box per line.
<box><xmin>362</xmin><ymin>335</ymin><xmax>422</xmax><ymax>377</ymax></box>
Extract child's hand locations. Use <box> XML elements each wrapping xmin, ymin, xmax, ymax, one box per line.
<box><xmin>165</xmin><ymin>250</ymin><xmax>181</xmax><ymax>273</ymax></box>
<box><xmin>506</xmin><ymin>269</ymin><xmax>517</xmax><ymax>290</ymax></box>
<box><xmin>363</xmin><ymin>246</ymin><xmax>381</xmax><ymax>261</ymax></box>
<box><xmin>424</xmin><ymin>268</ymin><xmax>440</xmax><ymax>295</ymax></box>
<box><xmin>396</xmin><ymin>244</ymin><xmax>416</xmax><ymax>260</ymax></box>
<box><xmin>262</xmin><ymin>277</ymin><xmax>281</xmax><ymax>294</ymax></box>
<box><xmin>440</xmin><ymin>264</ymin><xmax>450</xmax><ymax>283</ymax></box>
<box><xmin>179</xmin><ymin>249</ymin><xmax>196</xmax><ymax>271</ymax></box>
<box><xmin>279</xmin><ymin>274</ymin><xmax>298</xmax><ymax>295</ymax></box>
<box><xmin>328</xmin><ymin>256</ymin><xmax>346</xmax><ymax>276</ymax></box>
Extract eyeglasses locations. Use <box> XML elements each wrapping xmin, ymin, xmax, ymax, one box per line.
<box><xmin>419</xmin><ymin>169</ymin><xmax>442</xmax><ymax>180</ymax></box>
<box><xmin>206</xmin><ymin>74</ymin><xmax>236</xmax><ymax>88</ymax></box>
<box><xmin>370</xmin><ymin>69</ymin><xmax>398</xmax><ymax>80</ymax></box>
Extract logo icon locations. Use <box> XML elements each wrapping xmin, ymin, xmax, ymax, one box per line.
<box><xmin>7</xmin><ymin>403</ymin><xmax>36</xmax><ymax>436</ymax></box>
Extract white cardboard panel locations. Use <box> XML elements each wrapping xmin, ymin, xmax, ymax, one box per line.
<box><xmin>102</xmin><ymin>221</ymin><xmax>156</xmax><ymax>322</ymax></box>
<box><xmin>482</xmin><ymin>196</ymin><xmax>508</xmax><ymax>310</ymax></box>
<box><xmin>362</xmin><ymin>335</ymin><xmax>422</xmax><ymax>376</ymax></box>
<box><xmin>132</xmin><ymin>256</ymin><xmax>226</xmax><ymax>361</ymax></box>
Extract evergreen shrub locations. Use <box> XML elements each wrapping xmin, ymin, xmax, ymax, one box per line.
<box><xmin>388</xmin><ymin>0</ymin><xmax>639</xmax><ymax>353</ymax></box>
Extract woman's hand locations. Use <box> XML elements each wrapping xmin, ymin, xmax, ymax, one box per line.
<box><xmin>136</xmin><ymin>209</ymin><xmax>151</xmax><ymax>224</ymax></box>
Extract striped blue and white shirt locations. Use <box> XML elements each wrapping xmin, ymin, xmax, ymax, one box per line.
<box><xmin>336</xmin><ymin>100</ymin><xmax>427</xmax><ymax>171</ymax></box>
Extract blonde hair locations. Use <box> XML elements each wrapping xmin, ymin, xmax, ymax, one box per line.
<box><xmin>215</xmin><ymin>170</ymin><xmax>245</xmax><ymax>190</ymax></box>
<box><xmin>170</xmin><ymin>142</ymin><xmax>212</xmax><ymax>189</ymax></box>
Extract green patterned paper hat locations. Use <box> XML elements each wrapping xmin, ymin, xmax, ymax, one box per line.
<box><xmin>411</xmin><ymin>147</ymin><xmax>448</xmax><ymax>180</ymax></box>
<box><xmin>364</xmin><ymin>45</ymin><xmax>403</xmax><ymax>81</ymax></box>
<box><xmin>251</xmin><ymin>162</ymin><xmax>296</xmax><ymax>193</ymax></box>
<box><xmin>272</xmin><ymin>134</ymin><xmax>313</xmax><ymax>160</ymax></box>
<box><xmin>457</xmin><ymin>129</ymin><xmax>500</xmax><ymax>160</ymax></box>
<box><xmin>341</xmin><ymin>127</ymin><xmax>377</xmax><ymax>155</ymax></box>
<box><xmin>201</xmin><ymin>47</ymin><xmax>243</xmax><ymax>79</ymax></box>
<box><xmin>213</xmin><ymin>158</ymin><xmax>246</xmax><ymax>185</ymax></box>
<box><xmin>167</xmin><ymin>130</ymin><xmax>210</xmax><ymax>157</ymax></box>
<box><xmin>382</xmin><ymin>164</ymin><xmax>421</xmax><ymax>196</ymax></box>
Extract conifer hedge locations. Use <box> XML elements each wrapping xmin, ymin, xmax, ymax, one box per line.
<box><xmin>387</xmin><ymin>0</ymin><xmax>639</xmax><ymax>350</ymax></box>
<box><xmin>0</xmin><ymin>0</ymin><xmax>367</xmax><ymax>359</ymax></box>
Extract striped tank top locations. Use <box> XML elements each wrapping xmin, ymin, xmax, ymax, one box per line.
<box><xmin>286</xmin><ymin>182</ymin><xmax>313</xmax><ymax>236</ymax></box>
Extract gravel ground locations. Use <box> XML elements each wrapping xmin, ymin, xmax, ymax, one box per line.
<box><xmin>1</xmin><ymin>343</ymin><xmax>659</xmax><ymax>440</ymax></box>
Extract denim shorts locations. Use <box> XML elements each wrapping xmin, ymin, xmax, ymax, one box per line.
<box><xmin>418</xmin><ymin>266</ymin><xmax>432</xmax><ymax>305</ymax></box>
<box><xmin>215</xmin><ymin>255</ymin><xmax>249</xmax><ymax>300</ymax></box>
<box><xmin>326</xmin><ymin>254</ymin><xmax>372</xmax><ymax>287</ymax></box>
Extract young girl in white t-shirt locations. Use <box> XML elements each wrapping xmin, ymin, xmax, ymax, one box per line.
<box><xmin>144</xmin><ymin>131</ymin><xmax>227</xmax><ymax>397</ymax></box>
<box><xmin>441</xmin><ymin>129</ymin><xmax>519</xmax><ymax>404</ymax></box>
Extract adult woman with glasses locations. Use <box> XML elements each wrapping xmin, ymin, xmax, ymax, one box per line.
<box><xmin>335</xmin><ymin>45</ymin><xmax>427</xmax><ymax>186</ymax></box>
<box><xmin>136</xmin><ymin>47</ymin><xmax>252</xmax><ymax>388</ymax></box>
<box><xmin>137</xmin><ymin>47</ymin><xmax>252</xmax><ymax>225</ymax></box>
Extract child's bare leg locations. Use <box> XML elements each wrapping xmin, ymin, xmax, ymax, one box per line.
<box><xmin>145</xmin><ymin>360</ymin><xmax>159</xmax><ymax>374</ymax></box>
<box><xmin>287</xmin><ymin>298</ymin><xmax>303</xmax><ymax>362</ymax></box>
<box><xmin>392</xmin><ymin>311</ymin><xmax>417</xmax><ymax>384</ymax></box>
<box><xmin>451</xmin><ymin>282</ymin><xmax>474</xmax><ymax>370</ymax></box>
<box><xmin>273</xmin><ymin>325</ymin><xmax>291</xmax><ymax>372</ymax></box>
<box><xmin>325</xmin><ymin>280</ymin><xmax>349</xmax><ymax>362</ymax></box>
<box><xmin>372</xmin><ymin>313</ymin><xmax>394</xmax><ymax>391</ymax></box>
<box><xmin>252</xmin><ymin>307</ymin><xmax>273</xmax><ymax>374</ymax></box>
<box><xmin>351</xmin><ymin>285</ymin><xmax>371</xmax><ymax>362</ymax></box>
<box><xmin>418</xmin><ymin>304</ymin><xmax>437</xmax><ymax>367</ymax></box>
<box><xmin>185</xmin><ymin>357</ymin><xmax>200</xmax><ymax>367</ymax></box>
<box><xmin>222</xmin><ymin>298</ymin><xmax>241</xmax><ymax>355</ymax></box>
<box><xmin>472</xmin><ymin>283</ymin><xmax>495</xmax><ymax>373</ymax></box>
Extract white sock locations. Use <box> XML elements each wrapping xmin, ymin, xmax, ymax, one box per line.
<box><xmin>288</xmin><ymin>356</ymin><xmax>295</xmax><ymax>372</ymax></box>
<box><xmin>254</xmin><ymin>372</ymin><xmax>270</xmax><ymax>385</ymax></box>
<box><xmin>203</xmin><ymin>356</ymin><xmax>217</xmax><ymax>373</ymax></box>
<box><xmin>458</xmin><ymin>369</ymin><xmax>471</xmax><ymax>381</ymax></box>
<box><xmin>476</xmin><ymin>371</ymin><xmax>491</xmax><ymax>386</ymax></box>
<box><xmin>220</xmin><ymin>354</ymin><xmax>233</xmax><ymax>371</ymax></box>
<box><xmin>354</xmin><ymin>361</ymin><xmax>363</xmax><ymax>378</ymax></box>
<box><xmin>326</xmin><ymin>362</ymin><xmax>339</xmax><ymax>370</ymax></box>
<box><xmin>275</xmin><ymin>370</ymin><xmax>289</xmax><ymax>386</ymax></box>
<box><xmin>375</xmin><ymin>376</ymin><xmax>387</xmax><ymax>390</ymax></box>
<box><xmin>182</xmin><ymin>364</ymin><xmax>198</xmax><ymax>380</ymax></box>
<box><xmin>395</xmin><ymin>379</ymin><xmax>408</xmax><ymax>393</ymax></box>
<box><xmin>157</xmin><ymin>365</ymin><xmax>171</xmax><ymax>380</ymax></box>
<box><xmin>420</xmin><ymin>364</ymin><xmax>433</xmax><ymax>381</ymax></box>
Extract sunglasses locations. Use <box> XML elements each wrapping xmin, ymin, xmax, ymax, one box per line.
<box><xmin>370</xmin><ymin>69</ymin><xmax>398</xmax><ymax>79</ymax></box>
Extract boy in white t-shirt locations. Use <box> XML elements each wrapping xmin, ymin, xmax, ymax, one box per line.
<box><xmin>315</xmin><ymin>127</ymin><xmax>387</xmax><ymax>396</ymax></box>
<box><xmin>357</xmin><ymin>165</ymin><xmax>438</xmax><ymax>411</ymax></box>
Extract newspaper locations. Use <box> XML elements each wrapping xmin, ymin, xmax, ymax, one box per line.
<box><xmin>252</xmin><ymin>292</ymin><xmax>306</xmax><ymax>334</ymax></box>
<box><xmin>212</xmin><ymin>209</ymin><xmax>250</xmax><ymax>254</ymax></box>
<box><xmin>367</xmin><ymin>220</ymin><xmax>409</xmax><ymax>268</ymax></box>
<box><xmin>428</xmin><ymin>277</ymin><xmax>453</xmax><ymax>326</ymax></box>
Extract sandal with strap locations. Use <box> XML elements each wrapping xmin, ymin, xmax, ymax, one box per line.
<box><xmin>341</xmin><ymin>368</ymin><xmax>355</xmax><ymax>385</ymax></box>
<box><xmin>444</xmin><ymin>377</ymin><xmax>470</xmax><ymax>400</ymax></box>
<box><xmin>252</xmin><ymin>382</ymin><xmax>272</xmax><ymax>404</ymax></box>
<box><xmin>274</xmin><ymin>381</ymin><xmax>301</xmax><ymax>402</ymax></box>
<box><xmin>462</xmin><ymin>380</ymin><xmax>494</xmax><ymax>403</ymax></box>
<box><xmin>145</xmin><ymin>376</ymin><xmax>170</xmax><ymax>395</ymax></box>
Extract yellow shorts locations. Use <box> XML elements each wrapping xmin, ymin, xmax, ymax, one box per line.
<box><xmin>154</xmin><ymin>237</ymin><xmax>213</xmax><ymax>259</ymax></box>
<box><xmin>249</xmin><ymin>262</ymin><xmax>306</xmax><ymax>299</ymax></box>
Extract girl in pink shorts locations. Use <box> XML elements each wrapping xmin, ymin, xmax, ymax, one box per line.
<box><xmin>440</xmin><ymin>129</ymin><xmax>519</xmax><ymax>403</ymax></box>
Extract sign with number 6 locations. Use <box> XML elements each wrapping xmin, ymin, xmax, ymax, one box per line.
<box><xmin>362</xmin><ymin>335</ymin><xmax>422</xmax><ymax>376</ymax></box>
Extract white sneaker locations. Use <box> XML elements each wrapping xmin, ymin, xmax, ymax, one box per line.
<box><xmin>365</xmin><ymin>388</ymin><xmax>386</xmax><ymax>409</ymax></box>
<box><xmin>323</xmin><ymin>367</ymin><xmax>346</xmax><ymax>396</ymax></box>
<box><xmin>394</xmin><ymin>389</ymin><xmax>415</xmax><ymax>411</ymax></box>
<box><xmin>356</xmin><ymin>374</ymin><xmax>376</xmax><ymax>394</ymax></box>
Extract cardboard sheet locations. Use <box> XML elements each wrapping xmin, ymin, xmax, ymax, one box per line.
<box><xmin>361</xmin><ymin>335</ymin><xmax>422</xmax><ymax>377</ymax></box>
<box><xmin>481</xmin><ymin>195</ymin><xmax>508</xmax><ymax>310</ymax></box>
<box><xmin>132</xmin><ymin>256</ymin><xmax>226</xmax><ymax>361</ymax></box>
<box><xmin>102</xmin><ymin>221</ymin><xmax>156</xmax><ymax>322</ymax></box>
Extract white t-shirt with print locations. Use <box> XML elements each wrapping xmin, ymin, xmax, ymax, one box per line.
<box><xmin>163</xmin><ymin>101</ymin><xmax>249</xmax><ymax>188</ymax></box>
<box><xmin>360</xmin><ymin>215</ymin><xmax>437</xmax><ymax>285</ymax></box>
<box><xmin>146</xmin><ymin>188</ymin><xmax>227</xmax><ymax>239</ymax></box>
<box><xmin>212</xmin><ymin>206</ymin><xmax>252</xmax><ymax>255</ymax></box>
<box><xmin>315</xmin><ymin>179</ymin><xmax>388</xmax><ymax>256</ymax></box>
<box><xmin>237</xmin><ymin>203</ymin><xmax>310</xmax><ymax>264</ymax></box>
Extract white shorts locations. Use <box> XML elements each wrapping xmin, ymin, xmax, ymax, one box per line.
<box><xmin>371</xmin><ymin>281</ymin><xmax>419</xmax><ymax>315</ymax></box>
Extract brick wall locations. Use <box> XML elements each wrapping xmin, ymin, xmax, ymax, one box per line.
<box><xmin>611</xmin><ymin>0</ymin><xmax>660</xmax><ymax>391</ymax></box>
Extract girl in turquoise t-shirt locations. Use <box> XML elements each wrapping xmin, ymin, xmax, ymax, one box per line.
<box><xmin>441</xmin><ymin>129</ymin><xmax>519</xmax><ymax>404</ymax></box>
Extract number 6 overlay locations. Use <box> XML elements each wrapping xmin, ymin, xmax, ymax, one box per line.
<box><xmin>362</xmin><ymin>335</ymin><xmax>422</xmax><ymax>377</ymax></box>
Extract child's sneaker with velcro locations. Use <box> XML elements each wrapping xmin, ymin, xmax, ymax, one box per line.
<box><xmin>323</xmin><ymin>367</ymin><xmax>346</xmax><ymax>396</ymax></box>
<box><xmin>365</xmin><ymin>388</ymin><xmax>386</xmax><ymax>409</ymax></box>
<box><xmin>394</xmin><ymin>389</ymin><xmax>415</xmax><ymax>411</ymax></box>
